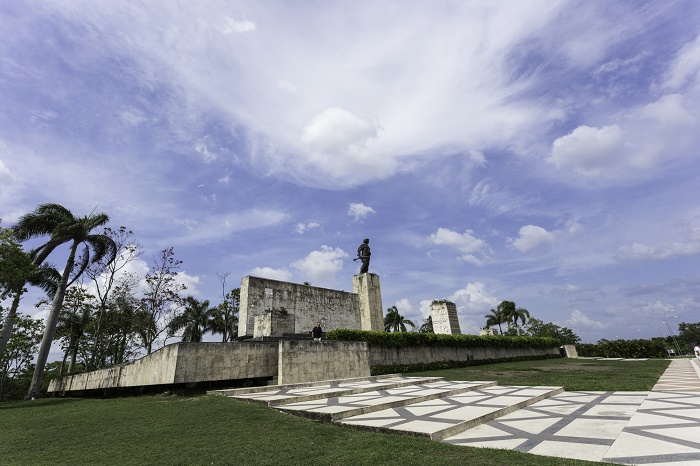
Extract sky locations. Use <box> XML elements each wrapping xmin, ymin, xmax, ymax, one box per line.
<box><xmin>2</xmin><ymin>1</ymin><xmax>700</xmax><ymax>351</ymax></box>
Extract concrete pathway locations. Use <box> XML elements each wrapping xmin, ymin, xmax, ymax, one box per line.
<box><xmin>211</xmin><ymin>358</ymin><xmax>700</xmax><ymax>465</ymax></box>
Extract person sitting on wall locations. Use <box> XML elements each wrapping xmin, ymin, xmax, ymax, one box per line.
<box><xmin>312</xmin><ymin>322</ymin><xmax>323</xmax><ymax>341</ymax></box>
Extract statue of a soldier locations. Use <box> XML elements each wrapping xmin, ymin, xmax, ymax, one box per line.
<box><xmin>356</xmin><ymin>238</ymin><xmax>371</xmax><ymax>274</ymax></box>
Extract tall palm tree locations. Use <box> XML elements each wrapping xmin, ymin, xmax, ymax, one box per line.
<box><xmin>0</xmin><ymin>263</ymin><xmax>59</xmax><ymax>362</ymax></box>
<box><xmin>497</xmin><ymin>300</ymin><xmax>531</xmax><ymax>335</ymax></box>
<box><xmin>168</xmin><ymin>297</ymin><xmax>217</xmax><ymax>343</ymax></box>
<box><xmin>484</xmin><ymin>308</ymin><xmax>507</xmax><ymax>335</ymax></box>
<box><xmin>14</xmin><ymin>203</ymin><xmax>117</xmax><ymax>399</ymax></box>
<box><xmin>383</xmin><ymin>305</ymin><xmax>416</xmax><ymax>332</ymax></box>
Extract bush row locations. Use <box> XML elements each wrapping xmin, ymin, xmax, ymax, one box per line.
<box><xmin>370</xmin><ymin>354</ymin><xmax>561</xmax><ymax>375</ymax></box>
<box><xmin>325</xmin><ymin>329</ymin><xmax>559</xmax><ymax>349</ymax></box>
<box><xmin>576</xmin><ymin>339</ymin><xmax>668</xmax><ymax>359</ymax></box>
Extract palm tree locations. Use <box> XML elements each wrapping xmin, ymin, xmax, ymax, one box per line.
<box><xmin>383</xmin><ymin>306</ymin><xmax>416</xmax><ymax>332</ymax></box>
<box><xmin>419</xmin><ymin>316</ymin><xmax>434</xmax><ymax>333</ymax></box>
<box><xmin>497</xmin><ymin>300</ymin><xmax>531</xmax><ymax>335</ymax></box>
<box><xmin>168</xmin><ymin>297</ymin><xmax>217</xmax><ymax>342</ymax></box>
<box><xmin>484</xmin><ymin>308</ymin><xmax>507</xmax><ymax>335</ymax></box>
<box><xmin>0</xmin><ymin>263</ymin><xmax>59</xmax><ymax>362</ymax></box>
<box><xmin>14</xmin><ymin>203</ymin><xmax>117</xmax><ymax>399</ymax></box>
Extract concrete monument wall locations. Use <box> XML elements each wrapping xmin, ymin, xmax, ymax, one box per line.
<box><xmin>253</xmin><ymin>312</ymin><xmax>296</xmax><ymax>338</ymax></box>
<box><xmin>239</xmin><ymin>276</ymin><xmax>361</xmax><ymax>337</ymax></box>
<box><xmin>369</xmin><ymin>345</ymin><xmax>560</xmax><ymax>367</ymax></box>
<box><xmin>277</xmin><ymin>340</ymin><xmax>371</xmax><ymax>385</ymax></box>
<box><xmin>353</xmin><ymin>273</ymin><xmax>384</xmax><ymax>332</ymax></box>
<box><xmin>430</xmin><ymin>301</ymin><xmax>462</xmax><ymax>334</ymax></box>
<box><xmin>48</xmin><ymin>342</ymin><xmax>278</xmax><ymax>393</ymax></box>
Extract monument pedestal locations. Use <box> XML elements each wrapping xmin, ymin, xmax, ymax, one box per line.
<box><xmin>353</xmin><ymin>273</ymin><xmax>384</xmax><ymax>332</ymax></box>
<box><xmin>430</xmin><ymin>301</ymin><xmax>461</xmax><ymax>334</ymax></box>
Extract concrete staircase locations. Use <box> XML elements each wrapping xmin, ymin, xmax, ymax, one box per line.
<box><xmin>209</xmin><ymin>375</ymin><xmax>563</xmax><ymax>441</ymax></box>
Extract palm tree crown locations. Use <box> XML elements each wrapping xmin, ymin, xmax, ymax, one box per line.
<box><xmin>484</xmin><ymin>308</ymin><xmax>507</xmax><ymax>335</ymax></box>
<box><xmin>384</xmin><ymin>306</ymin><xmax>416</xmax><ymax>332</ymax></box>
<box><xmin>169</xmin><ymin>296</ymin><xmax>217</xmax><ymax>342</ymax></box>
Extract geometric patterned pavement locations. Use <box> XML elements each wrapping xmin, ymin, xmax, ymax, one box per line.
<box><xmin>212</xmin><ymin>358</ymin><xmax>700</xmax><ymax>465</ymax></box>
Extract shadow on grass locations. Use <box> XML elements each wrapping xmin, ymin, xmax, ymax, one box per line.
<box><xmin>0</xmin><ymin>397</ymin><xmax>85</xmax><ymax>410</ymax></box>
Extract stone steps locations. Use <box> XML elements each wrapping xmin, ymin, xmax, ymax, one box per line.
<box><xmin>336</xmin><ymin>384</ymin><xmax>564</xmax><ymax>441</ymax></box>
<box><xmin>277</xmin><ymin>380</ymin><xmax>497</xmax><ymax>421</ymax></box>
<box><xmin>208</xmin><ymin>374</ymin><xmax>445</xmax><ymax>406</ymax></box>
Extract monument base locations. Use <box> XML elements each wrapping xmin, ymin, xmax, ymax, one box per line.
<box><xmin>353</xmin><ymin>273</ymin><xmax>384</xmax><ymax>332</ymax></box>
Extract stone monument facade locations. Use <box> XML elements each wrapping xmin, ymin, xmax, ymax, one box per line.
<box><xmin>353</xmin><ymin>273</ymin><xmax>384</xmax><ymax>332</ymax></box>
<box><xmin>430</xmin><ymin>300</ymin><xmax>461</xmax><ymax>334</ymax></box>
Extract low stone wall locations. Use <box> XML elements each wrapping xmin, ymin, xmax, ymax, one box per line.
<box><xmin>48</xmin><ymin>342</ymin><xmax>278</xmax><ymax>393</ymax></box>
<box><xmin>278</xmin><ymin>340</ymin><xmax>370</xmax><ymax>385</ymax></box>
<box><xmin>369</xmin><ymin>345</ymin><xmax>560</xmax><ymax>367</ymax></box>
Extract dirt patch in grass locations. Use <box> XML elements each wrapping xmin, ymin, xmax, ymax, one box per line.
<box><xmin>540</xmin><ymin>364</ymin><xmax>614</xmax><ymax>372</ymax></box>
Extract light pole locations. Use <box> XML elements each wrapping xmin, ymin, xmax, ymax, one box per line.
<box><xmin>664</xmin><ymin>310</ymin><xmax>683</xmax><ymax>356</ymax></box>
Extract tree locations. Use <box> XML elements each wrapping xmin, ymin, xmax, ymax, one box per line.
<box><xmin>13</xmin><ymin>203</ymin><xmax>117</xmax><ymax>399</ymax></box>
<box><xmin>523</xmin><ymin>318</ymin><xmax>581</xmax><ymax>345</ymax></box>
<box><xmin>211</xmin><ymin>285</ymin><xmax>239</xmax><ymax>342</ymax></box>
<box><xmin>168</xmin><ymin>297</ymin><xmax>216</xmax><ymax>342</ymax></box>
<box><xmin>384</xmin><ymin>306</ymin><xmax>415</xmax><ymax>332</ymax></box>
<box><xmin>497</xmin><ymin>301</ymin><xmax>531</xmax><ymax>336</ymax></box>
<box><xmin>135</xmin><ymin>248</ymin><xmax>186</xmax><ymax>354</ymax></box>
<box><xmin>677</xmin><ymin>322</ymin><xmax>700</xmax><ymax>350</ymax></box>
<box><xmin>0</xmin><ymin>221</ymin><xmax>59</xmax><ymax>363</ymax></box>
<box><xmin>419</xmin><ymin>316</ymin><xmax>434</xmax><ymax>333</ymax></box>
<box><xmin>84</xmin><ymin>226</ymin><xmax>141</xmax><ymax>369</ymax></box>
<box><xmin>484</xmin><ymin>308</ymin><xmax>507</xmax><ymax>335</ymax></box>
<box><xmin>0</xmin><ymin>314</ymin><xmax>43</xmax><ymax>401</ymax></box>
<box><xmin>54</xmin><ymin>286</ymin><xmax>95</xmax><ymax>375</ymax></box>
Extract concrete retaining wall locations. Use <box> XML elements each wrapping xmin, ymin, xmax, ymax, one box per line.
<box><xmin>277</xmin><ymin>340</ymin><xmax>371</xmax><ymax>385</ymax></box>
<box><xmin>239</xmin><ymin>276</ymin><xmax>361</xmax><ymax>337</ymax></box>
<box><xmin>48</xmin><ymin>342</ymin><xmax>278</xmax><ymax>393</ymax></box>
<box><xmin>48</xmin><ymin>340</ymin><xmax>560</xmax><ymax>394</ymax></box>
<box><xmin>369</xmin><ymin>345</ymin><xmax>561</xmax><ymax>367</ymax></box>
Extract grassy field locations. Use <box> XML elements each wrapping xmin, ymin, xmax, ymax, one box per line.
<box><xmin>407</xmin><ymin>357</ymin><xmax>672</xmax><ymax>391</ymax></box>
<box><xmin>1</xmin><ymin>358</ymin><xmax>672</xmax><ymax>466</ymax></box>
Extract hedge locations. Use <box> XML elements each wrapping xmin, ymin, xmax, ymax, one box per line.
<box><xmin>576</xmin><ymin>339</ymin><xmax>668</xmax><ymax>359</ymax></box>
<box><xmin>325</xmin><ymin>329</ymin><xmax>559</xmax><ymax>350</ymax></box>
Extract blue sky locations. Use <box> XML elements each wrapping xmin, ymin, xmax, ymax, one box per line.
<box><xmin>2</xmin><ymin>1</ymin><xmax>700</xmax><ymax>347</ymax></box>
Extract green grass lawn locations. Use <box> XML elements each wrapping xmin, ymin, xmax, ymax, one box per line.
<box><xmin>2</xmin><ymin>358</ymin><xmax>671</xmax><ymax>466</ymax></box>
<box><xmin>408</xmin><ymin>357</ymin><xmax>671</xmax><ymax>391</ymax></box>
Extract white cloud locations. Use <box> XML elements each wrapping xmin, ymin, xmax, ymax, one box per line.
<box><xmin>291</xmin><ymin>246</ymin><xmax>348</xmax><ymax>284</ymax></box>
<box><xmin>0</xmin><ymin>159</ymin><xmax>12</xmax><ymax>180</ymax></box>
<box><xmin>194</xmin><ymin>138</ymin><xmax>217</xmax><ymax>162</ymax></box>
<box><xmin>565</xmin><ymin>309</ymin><xmax>605</xmax><ymax>330</ymax></box>
<box><xmin>428</xmin><ymin>228</ymin><xmax>488</xmax><ymax>264</ymax></box>
<box><xmin>548</xmin><ymin>124</ymin><xmax>624</xmax><ymax>174</ymax></box>
<box><xmin>394</xmin><ymin>298</ymin><xmax>414</xmax><ymax>315</ymax></box>
<box><xmin>301</xmin><ymin>107</ymin><xmax>378</xmax><ymax>153</ymax></box>
<box><xmin>662</xmin><ymin>34</ymin><xmax>700</xmax><ymax>90</ymax></box>
<box><xmin>450</xmin><ymin>282</ymin><xmax>498</xmax><ymax>313</ymax></box>
<box><xmin>248</xmin><ymin>267</ymin><xmax>292</xmax><ymax>282</ymax></box>
<box><xmin>221</xmin><ymin>17</ymin><xmax>256</xmax><ymax>34</ymax></box>
<box><xmin>170</xmin><ymin>209</ymin><xmax>287</xmax><ymax>244</ymax></box>
<box><xmin>294</xmin><ymin>222</ymin><xmax>320</xmax><ymax>234</ymax></box>
<box><xmin>618</xmin><ymin>239</ymin><xmax>700</xmax><ymax>262</ymax></box>
<box><xmin>511</xmin><ymin>225</ymin><xmax>556</xmax><ymax>252</ymax></box>
<box><xmin>469</xmin><ymin>150</ymin><xmax>486</xmax><ymax>166</ymax></box>
<box><xmin>348</xmin><ymin>203</ymin><xmax>376</xmax><ymax>222</ymax></box>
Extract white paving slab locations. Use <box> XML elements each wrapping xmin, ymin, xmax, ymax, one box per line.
<box><xmin>338</xmin><ymin>385</ymin><xmax>563</xmax><ymax>441</ymax></box>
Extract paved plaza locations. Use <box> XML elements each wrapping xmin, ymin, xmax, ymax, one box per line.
<box><xmin>211</xmin><ymin>358</ymin><xmax>700</xmax><ymax>465</ymax></box>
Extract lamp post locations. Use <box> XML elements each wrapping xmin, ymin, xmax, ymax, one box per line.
<box><xmin>664</xmin><ymin>310</ymin><xmax>682</xmax><ymax>356</ymax></box>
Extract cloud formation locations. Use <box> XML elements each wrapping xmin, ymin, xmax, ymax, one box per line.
<box><xmin>511</xmin><ymin>225</ymin><xmax>556</xmax><ymax>252</ymax></box>
<box><xmin>348</xmin><ymin>203</ymin><xmax>376</xmax><ymax>222</ymax></box>
<box><xmin>428</xmin><ymin>228</ymin><xmax>489</xmax><ymax>264</ymax></box>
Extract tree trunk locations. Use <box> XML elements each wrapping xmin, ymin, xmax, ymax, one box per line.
<box><xmin>0</xmin><ymin>291</ymin><xmax>22</xmax><ymax>362</ymax></box>
<box><xmin>25</xmin><ymin>241</ymin><xmax>77</xmax><ymax>400</ymax></box>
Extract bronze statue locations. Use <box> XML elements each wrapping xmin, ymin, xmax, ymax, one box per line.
<box><xmin>355</xmin><ymin>238</ymin><xmax>371</xmax><ymax>273</ymax></box>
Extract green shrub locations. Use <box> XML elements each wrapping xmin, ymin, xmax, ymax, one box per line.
<box><xmin>576</xmin><ymin>339</ymin><xmax>667</xmax><ymax>358</ymax></box>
